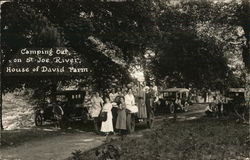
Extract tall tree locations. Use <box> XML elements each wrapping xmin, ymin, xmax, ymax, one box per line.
<box><xmin>148</xmin><ymin>0</ymin><xmax>247</xmax><ymax>89</ymax></box>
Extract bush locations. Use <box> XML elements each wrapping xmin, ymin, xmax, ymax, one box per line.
<box><xmin>71</xmin><ymin>150</ymin><xmax>83</xmax><ymax>160</ymax></box>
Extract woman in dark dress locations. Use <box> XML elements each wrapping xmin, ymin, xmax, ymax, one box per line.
<box><xmin>145</xmin><ymin>87</ymin><xmax>153</xmax><ymax>118</ymax></box>
<box><xmin>137</xmin><ymin>85</ymin><xmax>147</xmax><ymax>118</ymax></box>
<box><xmin>116</xmin><ymin>97</ymin><xmax>127</xmax><ymax>135</ymax></box>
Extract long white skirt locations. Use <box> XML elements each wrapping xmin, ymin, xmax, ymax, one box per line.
<box><xmin>100</xmin><ymin>112</ymin><xmax>114</xmax><ymax>133</ymax></box>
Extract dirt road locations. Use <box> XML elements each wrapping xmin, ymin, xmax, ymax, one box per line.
<box><xmin>1</xmin><ymin>131</ymin><xmax>106</xmax><ymax>160</ymax></box>
<box><xmin>0</xmin><ymin>104</ymin><xmax>207</xmax><ymax>160</ymax></box>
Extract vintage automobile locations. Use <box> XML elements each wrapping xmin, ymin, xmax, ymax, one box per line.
<box><xmin>34</xmin><ymin>90</ymin><xmax>87</xmax><ymax>127</ymax></box>
<box><xmin>223</xmin><ymin>88</ymin><xmax>246</xmax><ymax>116</ymax></box>
<box><xmin>156</xmin><ymin>88</ymin><xmax>190</xmax><ymax>114</ymax></box>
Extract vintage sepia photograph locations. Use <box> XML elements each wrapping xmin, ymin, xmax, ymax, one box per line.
<box><xmin>0</xmin><ymin>0</ymin><xmax>249</xmax><ymax>159</ymax></box>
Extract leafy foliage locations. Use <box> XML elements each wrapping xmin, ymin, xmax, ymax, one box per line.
<box><xmin>150</xmin><ymin>0</ymin><xmax>248</xmax><ymax>89</ymax></box>
<box><xmin>1</xmin><ymin>0</ymin><xmax>249</xmax><ymax>91</ymax></box>
<box><xmin>71</xmin><ymin>150</ymin><xmax>83</xmax><ymax>160</ymax></box>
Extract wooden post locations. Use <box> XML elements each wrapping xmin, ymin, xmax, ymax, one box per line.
<box><xmin>51</xmin><ymin>79</ymin><xmax>58</xmax><ymax>102</ymax></box>
<box><xmin>0</xmin><ymin>1</ymin><xmax>5</xmax><ymax>145</ymax></box>
<box><xmin>0</xmin><ymin>67</ymin><xmax>2</xmax><ymax>146</ymax></box>
<box><xmin>242</xmin><ymin>0</ymin><xmax>250</xmax><ymax>131</ymax></box>
<box><xmin>246</xmin><ymin>74</ymin><xmax>250</xmax><ymax>124</ymax></box>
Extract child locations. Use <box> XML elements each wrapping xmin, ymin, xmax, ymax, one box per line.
<box><xmin>100</xmin><ymin>97</ymin><xmax>114</xmax><ymax>135</ymax></box>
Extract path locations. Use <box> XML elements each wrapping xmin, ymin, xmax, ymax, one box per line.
<box><xmin>0</xmin><ymin>104</ymin><xmax>207</xmax><ymax>160</ymax></box>
<box><xmin>0</xmin><ymin>131</ymin><xmax>106</xmax><ymax>160</ymax></box>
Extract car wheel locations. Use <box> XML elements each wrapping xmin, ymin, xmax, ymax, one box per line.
<box><xmin>81</xmin><ymin>112</ymin><xmax>89</xmax><ymax>123</ymax></box>
<box><xmin>35</xmin><ymin>114</ymin><xmax>43</xmax><ymax>126</ymax></box>
<box><xmin>169</xmin><ymin>103</ymin><xmax>175</xmax><ymax>114</ymax></box>
<box><xmin>127</xmin><ymin>113</ymin><xmax>135</xmax><ymax>133</ymax></box>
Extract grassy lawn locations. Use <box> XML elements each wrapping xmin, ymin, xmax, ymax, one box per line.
<box><xmin>69</xmin><ymin>117</ymin><xmax>250</xmax><ymax>160</ymax></box>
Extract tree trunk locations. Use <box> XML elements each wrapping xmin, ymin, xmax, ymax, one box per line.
<box><xmin>242</xmin><ymin>0</ymin><xmax>250</xmax><ymax>70</ymax></box>
<box><xmin>0</xmin><ymin>1</ymin><xmax>6</xmax><ymax>143</ymax></box>
<box><xmin>242</xmin><ymin>0</ymin><xmax>250</xmax><ymax>123</ymax></box>
<box><xmin>51</xmin><ymin>80</ymin><xmax>58</xmax><ymax>102</ymax></box>
<box><xmin>0</xmin><ymin>74</ymin><xmax>2</xmax><ymax>142</ymax></box>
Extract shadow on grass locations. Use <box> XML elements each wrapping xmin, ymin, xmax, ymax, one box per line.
<box><xmin>69</xmin><ymin>116</ymin><xmax>250</xmax><ymax>160</ymax></box>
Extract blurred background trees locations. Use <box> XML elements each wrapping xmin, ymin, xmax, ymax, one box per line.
<box><xmin>1</xmin><ymin>0</ymin><xmax>249</xmax><ymax>91</ymax></box>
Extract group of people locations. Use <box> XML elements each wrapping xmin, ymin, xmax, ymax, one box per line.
<box><xmin>205</xmin><ymin>95</ymin><xmax>224</xmax><ymax>118</ymax></box>
<box><xmin>84</xmin><ymin>82</ymin><xmax>158</xmax><ymax>136</ymax></box>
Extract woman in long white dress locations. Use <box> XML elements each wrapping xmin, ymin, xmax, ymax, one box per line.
<box><xmin>125</xmin><ymin>88</ymin><xmax>138</xmax><ymax>113</ymax></box>
<box><xmin>90</xmin><ymin>92</ymin><xmax>103</xmax><ymax>134</ymax></box>
<box><xmin>100</xmin><ymin>97</ymin><xmax>114</xmax><ymax>135</ymax></box>
<box><xmin>89</xmin><ymin>92</ymin><xmax>103</xmax><ymax>118</ymax></box>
